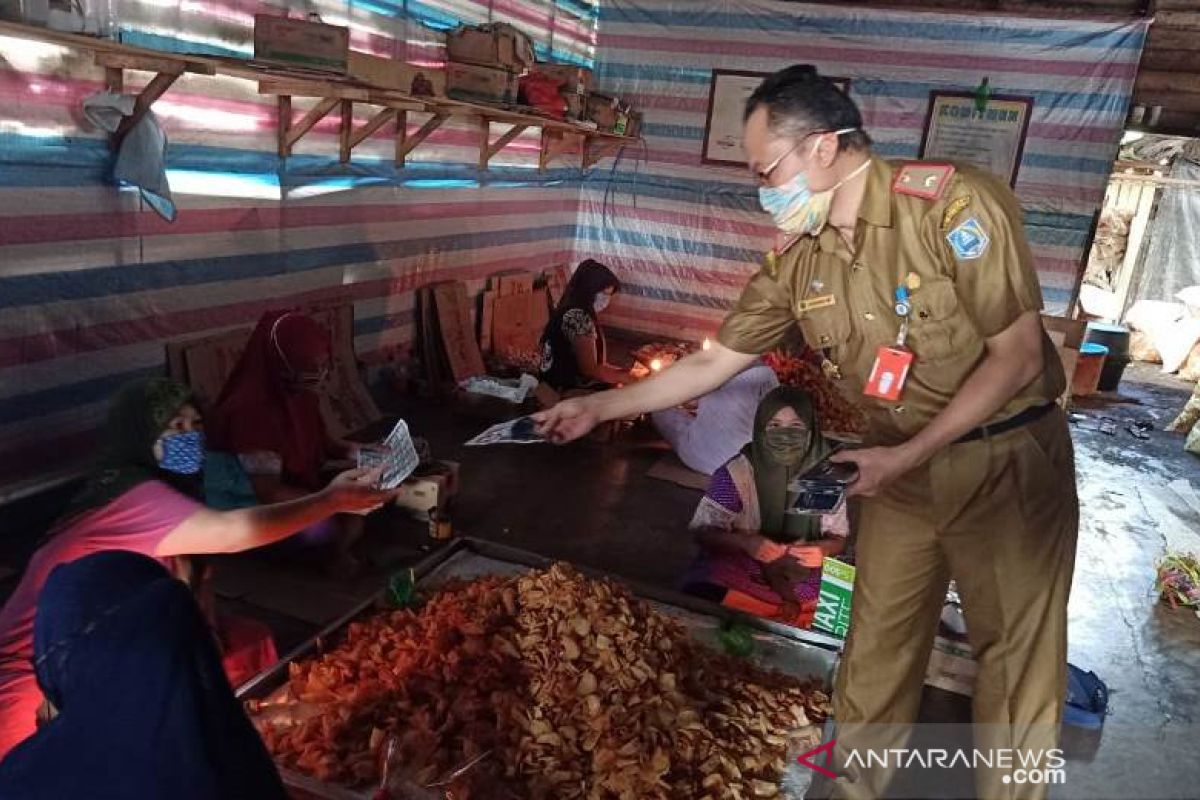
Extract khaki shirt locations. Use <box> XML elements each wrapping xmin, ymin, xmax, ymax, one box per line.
<box><xmin>718</xmin><ymin>157</ymin><xmax>1065</xmax><ymax>447</ymax></box>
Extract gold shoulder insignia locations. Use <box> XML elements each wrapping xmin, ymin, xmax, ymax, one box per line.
<box><xmin>763</xmin><ymin>249</ymin><xmax>779</xmax><ymax>279</ymax></box>
<box><xmin>941</xmin><ymin>194</ymin><xmax>972</xmax><ymax>230</ymax></box>
<box><xmin>893</xmin><ymin>162</ymin><xmax>956</xmax><ymax>201</ymax></box>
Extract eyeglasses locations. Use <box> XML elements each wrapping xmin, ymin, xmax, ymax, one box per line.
<box><xmin>752</xmin><ymin>130</ymin><xmax>835</xmax><ymax>186</ymax></box>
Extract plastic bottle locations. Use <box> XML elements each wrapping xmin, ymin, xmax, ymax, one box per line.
<box><xmin>614</xmin><ymin>104</ymin><xmax>629</xmax><ymax>136</ymax></box>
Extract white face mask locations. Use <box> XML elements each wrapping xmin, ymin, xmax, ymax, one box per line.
<box><xmin>757</xmin><ymin>127</ymin><xmax>864</xmax><ymax>236</ymax></box>
<box><xmin>594</xmin><ymin>293</ymin><xmax>611</xmax><ymax>313</ymax></box>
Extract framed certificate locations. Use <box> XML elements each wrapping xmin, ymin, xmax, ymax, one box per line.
<box><xmin>919</xmin><ymin>91</ymin><xmax>1034</xmax><ymax>187</ymax></box>
<box><xmin>702</xmin><ymin>69</ymin><xmax>851</xmax><ymax>167</ymax></box>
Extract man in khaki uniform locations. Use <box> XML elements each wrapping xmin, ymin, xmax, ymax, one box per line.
<box><xmin>536</xmin><ymin>65</ymin><xmax>1078</xmax><ymax>799</ymax></box>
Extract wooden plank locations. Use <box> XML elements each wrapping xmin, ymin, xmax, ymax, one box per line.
<box><xmin>497</xmin><ymin>272</ymin><xmax>535</xmax><ymax>296</ymax></box>
<box><xmin>1146</xmin><ymin>25</ymin><xmax>1200</xmax><ymax>50</ymax></box>
<box><xmin>179</xmin><ymin>328</ymin><xmax>253</xmax><ymax>408</ymax></box>
<box><xmin>305</xmin><ymin>300</ymin><xmax>382</xmax><ymax>437</ymax></box>
<box><xmin>395</xmin><ymin>110</ymin><xmax>408</xmax><ymax>166</ymax></box>
<box><xmin>349</xmin><ymin>107</ymin><xmax>396</xmax><ymax>150</ymax></box>
<box><xmin>432</xmin><ymin>282</ymin><xmax>486</xmax><ymax>382</ymax></box>
<box><xmin>95</xmin><ymin>51</ymin><xmax>213</xmax><ymax>76</ymax></box>
<box><xmin>478</xmin><ymin>117</ymin><xmax>492</xmax><ymax>171</ymax></box>
<box><xmin>1041</xmin><ymin>315</ymin><xmax>1087</xmax><ymax>351</ymax></box>
<box><xmin>1139</xmin><ymin>49</ymin><xmax>1200</xmax><ymax>73</ymax></box>
<box><xmin>112</xmin><ymin>69</ymin><xmax>182</xmax><ymax>143</ymax></box>
<box><xmin>491</xmin><ymin>288</ymin><xmax>551</xmax><ymax>361</ymax></box>
<box><xmin>277</xmin><ymin>95</ymin><xmax>291</xmax><ymax>159</ymax></box>
<box><xmin>284</xmin><ymin>97</ymin><xmax>339</xmax><ymax>153</ymax></box>
<box><xmin>104</xmin><ymin>66</ymin><xmax>123</xmax><ymax>93</ymax></box>
<box><xmin>479</xmin><ymin>290</ymin><xmax>498</xmax><ymax>354</ymax></box>
<box><xmin>1135</xmin><ymin>70</ymin><xmax>1200</xmax><ymax>95</ymax></box>
<box><xmin>546</xmin><ymin>264</ymin><xmax>569</xmax><ymax>307</ymax></box>
<box><xmin>338</xmin><ymin>99</ymin><xmax>353</xmax><ymax>163</ymax></box>
<box><xmin>1157</xmin><ymin>10</ymin><xmax>1200</xmax><ymax>29</ymax></box>
<box><xmin>1132</xmin><ymin>90</ymin><xmax>1200</xmax><ymax>114</ymax></box>
<box><xmin>258</xmin><ymin>80</ymin><xmax>371</xmax><ymax>101</ymax></box>
<box><xmin>482</xmin><ymin>122</ymin><xmax>529</xmax><ymax>167</ymax></box>
<box><xmin>398</xmin><ymin>112</ymin><xmax>449</xmax><ymax>162</ymax></box>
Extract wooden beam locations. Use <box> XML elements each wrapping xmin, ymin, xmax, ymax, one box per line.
<box><xmin>1146</xmin><ymin>26</ymin><xmax>1200</xmax><ymax>50</ymax></box>
<box><xmin>395</xmin><ymin>110</ymin><xmax>408</xmax><ymax>166</ymax></box>
<box><xmin>539</xmin><ymin>128</ymin><xmax>586</xmax><ymax>172</ymax></box>
<box><xmin>1139</xmin><ymin>49</ymin><xmax>1200</xmax><ymax>73</ymax></box>
<box><xmin>583</xmin><ymin>136</ymin><xmax>626</xmax><ymax>170</ymax></box>
<box><xmin>280</xmin><ymin>96</ymin><xmax>339</xmax><ymax>157</ymax></box>
<box><xmin>338</xmin><ymin>99</ymin><xmax>353</xmax><ymax>164</ymax></box>
<box><xmin>397</xmin><ymin>112</ymin><xmax>449</xmax><ymax>164</ymax></box>
<box><xmin>478</xmin><ymin>117</ymin><xmax>491</xmax><ymax>171</ymax></box>
<box><xmin>258</xmin><ymin>80</ymin><xmax>370</xmax><ymax>101</ymax></box>
<box><xmin>478</xmin><ymin>119</ymin><xmax>529</xmax><ymax>169</ymax></box>
<box><xmin>95</xmin><ymin>51</ymin><xmax>214</xmax><ymax>76</ymax></box>
<box><xmin>1135</xmin><ymin>70</ymin><xmax>1200</xmax><ymax>95</ymax></box>
<box><xmin>277</xmin><ymin>95</ymin><xmax>291</xmax><ymax>159</ymax></box>
<box><xmin>104</xmin><ymin>66</ymin><xmax>123</xmax><ymax>93</ymax></box>
<box><xmin>349</xmin><ymin>107</ymin><xmax>397</xmax><ymax>151</ymax></box>
<box><xmin>111</xmin><ymin>68</ymin><xmax>183</xmax><ymax>145</ymax></box>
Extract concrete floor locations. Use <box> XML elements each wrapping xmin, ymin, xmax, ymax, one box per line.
<box><xmin>5</xmin><ymin>363</ymin><xmax>1198</xmax><ymax>798</ymax></box>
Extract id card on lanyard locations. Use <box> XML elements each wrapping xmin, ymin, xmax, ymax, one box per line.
<box><xmin>864</xmin><ymin>282</ymin><xmax>916</xmax><ymax>401</ymax></box>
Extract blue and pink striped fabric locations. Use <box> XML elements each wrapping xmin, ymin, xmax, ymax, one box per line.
<box><xmin>577</xmin><ymin>0</ymin><xmax>1147</xmax><ymax>342</ymax></box>
<box><xmin>0</xmin><ymin>0</ymin><xmax>596</xmax><ymax>497</ymax></box>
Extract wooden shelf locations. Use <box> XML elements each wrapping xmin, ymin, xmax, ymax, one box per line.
<box><xmin>0</xmin><ymin>19</ymin><xmax>637</xmax><ymax>170</ymax></box>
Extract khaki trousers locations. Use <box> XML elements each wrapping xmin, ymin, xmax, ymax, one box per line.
<box><xmin>830</xmin><ymin>408</ymin><xmax>1079</xmax><ymax>800</ymax></box>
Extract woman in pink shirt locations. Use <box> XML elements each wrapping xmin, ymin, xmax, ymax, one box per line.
<box><xmin>0</xmin><ymin>378</ymin><xmax>395</xmax><ymax>761</ymax></box>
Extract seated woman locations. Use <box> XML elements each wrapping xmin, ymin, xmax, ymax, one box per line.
<box><xmin>539</xmin><ymin>260</ymin><xmax>627</xmax><ymax>393</ymax></box>
<box><xmin>684</xmin><ymin>386</ymin><xmax>849</xmax><ymax>629</ymax></box>
<box><xmin>0</xmin><ymin>551</ymin><xmax>288</xmax><ymax>799</ymax></box>
<box><xmin>0</xmin><ymin>377</ymin><xmax>393</xmax><ymax>760</ymax></box>
<box><xmin>206</xmin><ymin>311</ymin><xmax>369</xmax><ymax>576</ymax></box>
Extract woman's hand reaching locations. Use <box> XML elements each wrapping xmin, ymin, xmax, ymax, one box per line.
<box><xmin>323</xmin><ymin>467</ymin><xmax>397</xmax><ymax>515</ymax></box>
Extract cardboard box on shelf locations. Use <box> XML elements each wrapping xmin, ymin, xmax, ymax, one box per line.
<box><xmin>394</xmin><ymin>460</ymin><xmax>460</xmax><ymax>517</ymax></box>
<box><xmin>446</xmin><ymin>61</ymin><xmax>519</xmax><ymax>105</ymax></box>
<box><xmin>447</xmin><ymin>23</ymin><xmax>534</xmax><ymax>73</ymax></box>
<box><xmin>533</xmin><ymin>63</ymin><xmax>593</xmax><ymax>94</ymax></box>
<box><xmin>254</xmin><ymin>14</ymin><xmax>350</xmax><ymax>72</ymax></box>
<box><xmin>346</xmin><ymin>51</ymin><xmax>445</xmax><ymax>96</ymax></box>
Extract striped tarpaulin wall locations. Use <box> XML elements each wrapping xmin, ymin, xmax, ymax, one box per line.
<box><xmin>0</xmin><ymin>2</ymin><xmax>595</xmax><ymax>497</ymax></box>
<box><xmin>577</xmin><ymin>0</ymin><xmax>1147</xmax><ymax>342</ymax></box>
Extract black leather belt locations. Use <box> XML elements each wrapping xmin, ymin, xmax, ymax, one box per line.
<box><xmin>954</xmin><ymin>402</ymin><xmax>1056</xmax><ymax>444</ymax></box>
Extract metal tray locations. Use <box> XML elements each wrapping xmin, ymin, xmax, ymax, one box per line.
<box><xmin>240</xmin><ymin>538</ymin><xmax>842</xmax><ymax>799</ymax></box>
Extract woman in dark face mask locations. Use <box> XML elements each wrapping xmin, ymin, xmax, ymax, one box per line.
<box><xmin>684</xmin><ymin>386</ymin><xmax>849</xmax><ymax>628</ymax></box>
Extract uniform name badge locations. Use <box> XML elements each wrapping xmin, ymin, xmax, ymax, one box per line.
<box><xmin>864</xmin><ymin>346</ymin><xmax>914</xmax><ymax>401</ymax></box>
<box><xmin>863</xmin><ymin>283</ymin><xmax>915</xmax><ymax>401</ymax></box>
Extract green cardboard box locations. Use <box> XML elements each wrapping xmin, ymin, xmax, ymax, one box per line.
<box><xmin>813</xmin><ymin>557</ymin><xmax>855</xmax><ymax>639</ymax></box>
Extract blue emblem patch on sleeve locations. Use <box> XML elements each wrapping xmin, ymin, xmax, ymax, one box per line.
<box><xmin>946</xmin><ymin>217</ymin><xmax>989</xmax><ymax>260</ymax></box>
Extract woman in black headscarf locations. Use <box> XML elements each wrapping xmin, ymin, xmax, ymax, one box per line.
<box><xmin>539</xmin><ymin>260</ymin><xmax>628</xmax><ymax>392</ymax></box>
<box><xmin>684</xmin><ymin>386</ymin><xmax>849</xmax><ymax>628</ymax></box>
<box><xmin>0</xmin><ymin>550</ymin><xmax>287</xmax><ymax>799</ymax></box>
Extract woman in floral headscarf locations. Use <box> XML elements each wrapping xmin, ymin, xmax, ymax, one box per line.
<box><xmin>684</xmin><ymin>386</ymin><xmax>849</xmax><ymax>628</ymax></box>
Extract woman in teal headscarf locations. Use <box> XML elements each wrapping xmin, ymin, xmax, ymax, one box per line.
<box><xmin>685</xmin><ymin>386</ymin><xmax>849</xmax><ymax>627</ymax></box>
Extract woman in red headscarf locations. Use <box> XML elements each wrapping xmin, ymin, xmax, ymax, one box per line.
<box><xmin>207</xmin><ymin>311</ymin><xmax>367</xmax><ymax>576</ymax></box>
